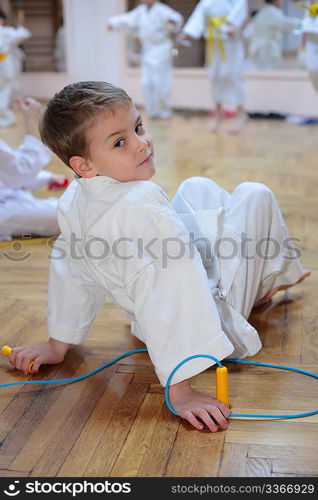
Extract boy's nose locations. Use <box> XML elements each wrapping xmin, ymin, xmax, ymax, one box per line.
<box><xmin>136</xmin><ymin>136</ymin><xmax>148</xmax><ymax>152</ymax></box>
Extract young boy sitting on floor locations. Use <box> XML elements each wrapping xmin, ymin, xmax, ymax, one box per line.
<box><xmin>8</xmin><ymin>81</ymin><xmax>309</xmax><ymax>432</ymax></box>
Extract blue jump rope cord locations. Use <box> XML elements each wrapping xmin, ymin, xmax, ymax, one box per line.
<box><xmin>1</xmin><ymin>347</ymin><xmax>317</xmax><ymax>420</ymax></box>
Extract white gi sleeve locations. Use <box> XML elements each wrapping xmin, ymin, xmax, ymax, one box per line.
<box><xmin>46</xmin><ymin>236</ymin><xmax>108</xmax><ymax>345</ymax></box>
<box><xmin>108</xmin><ymin>6</ymin><xmax>141</xmax><ymax>30</ymax></box>
<box><xmin>0</xmin><ymin>135</ymin><xmax>51</xmax><ymax>190</ymax></box>
<box><xmin>270</xmin><ymin>9</ymin><xmax>300</xmax><ymax>31</ymax></box>
<box><xmin>227</xmin><ymin>0</ymin><xmax>248</xmax><ymax>29</ymax></box>
<box><xmin>113</xmin><ymin>192</ymin><xmax>234</xmax><ymax>386</ymax></box>
<box><xmin>162</xmin><ymin>5</ymin><xmax>184</xmax><ymax>33</ymax></box>
<box><xmin>182</xmin><ymin>0</ymin><xmax>207</xmax><ymax>39</ymax></box>
<box><xmin>6</xmin><ymin>26</ymin><xmax>31</xmax><ymax>46</ymax></box>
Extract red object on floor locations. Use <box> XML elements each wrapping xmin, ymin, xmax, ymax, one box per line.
<box><xmin>48</xmin><ymin>178</ymin><xmax>70</xmax><ymax>191</ymax></box>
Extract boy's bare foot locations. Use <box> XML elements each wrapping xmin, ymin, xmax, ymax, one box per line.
<box><xmin>168</xmin><ymin>379</ymin><xmax>230</xmax><ymax>432</ymax></box>
<box><xmin>253</xmin><ymin>270</ymin><xmax>311</xmax><ymax>309</ymax></box>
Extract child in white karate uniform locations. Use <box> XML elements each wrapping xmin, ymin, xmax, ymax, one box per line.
<box><xmin>177</xmin><ymin>0</ymin><xmax>248</xmax><ymax>133</ymax></box>
<box><xmin>8</xmin><ymin>81</ymin><xmax>309</xmax><ymax>433</ymax></box>
<box><xmin>245</xmin><ymin>0</ymin><xmax>300</xmax><ymax>70</ymax></box>
<box><xmin>297</xmin><ymin>1</ymin><xmax>318</xmax><ymax>92</ymax></box>
<box><xmin>108</xmin><ymin>0</ymin><xmax>183</xmax><ymax>120</ymax></box>
<box><xmin>0</xmin><ymin>7</ymin><xmax>30</xmax><ymax>127</ymax></box>
<box><xmin>0</xmin><ymin>97</ymin><xmax>68</xmax><ymax>239</ymax></box>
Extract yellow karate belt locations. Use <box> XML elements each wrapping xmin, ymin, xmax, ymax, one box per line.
<box><xmin>0</xmin><ymin>53</ymin><xmax>8</xmax><ymax>61</ymax></box>
<box><xmin>298</xmin><ymin>3</ymin><xmax>318</xmax><ymax>18</ymax></box>
<box><xmin>206</xmin><ymin>16</ymin><xmax>228</xmax><ymax>65</ymax></box>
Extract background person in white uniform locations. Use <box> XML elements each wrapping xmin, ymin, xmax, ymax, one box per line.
<box><xmin>0</xmin><ymin>97</ymin><xmax>68</xmax><ymax>240</ymax></box>
<box><xmin>244</xmin><ymin>0</ymin><xmax>300</xmax><ymax>70</ymax></box>
<box><xmin>0</xmin><ymin>7</ymin><xmax>30</xmax><ymax>127</ymax></box>
<box><xmin>177</xmin><ymin>0</ymin><xmax>248</xmax><ymax>133</ymax></box>
<box><xmin>108</xmin><ymin>0</ymin><xmax>183</xmax><ymax>120</ymax></box>
<box><xmin>296</xmin><ymin>1</ymin><xmax>318</xmax><ymax>92</ymax></box>
<box><xmin>8</xmin><ymin>81</ymin><xmax>310</xmax><ymax>432</ymax></box>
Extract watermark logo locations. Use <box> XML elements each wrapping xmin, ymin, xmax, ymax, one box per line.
<box><xmin>3</xmin><ymin>481</ymin><xmax>20</xmax><ymax>496</ymax></box>
<box><xmin>0</xmin><ymin>232</ymin><xmax>302</xmax><ymax>267</ymax></box>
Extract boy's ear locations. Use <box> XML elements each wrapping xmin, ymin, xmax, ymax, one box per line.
<box><xmin>69</xmin><ymin>156</ymin><xmax>97</xmax><ymax>178</ymax></box>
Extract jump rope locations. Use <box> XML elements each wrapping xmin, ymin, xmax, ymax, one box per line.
<box><xmin>1</xmin><ymin>345</ymin><xmax>317</xmax><ymax>420</ymax></box>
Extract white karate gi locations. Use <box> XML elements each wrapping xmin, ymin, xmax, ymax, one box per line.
<box><xmin>47</xmin><ymin>176</ymin><xmax>304</xmax><ymax>386</ymax></box>
<box><xmin>246</xmin><ymin>4</ymin><xmax>300</xmax><ymax>70</ymax></box>
<box><xmin>301</xmin><ymin>9</ymin><xmax>318</xmax><ymax>92</ymax></box>
<box><xmin>109</xmin><ymin>2</ymin><xmax>183</xmax><ymax>119</ymax></box>
<box><xmin>182</xmin><ymin>0</ymin><xmax>248</xmax><ymax>110</ymax></box>
<box><xmin>0</xmin><ymin>24</ymin><xmax>31</xmax><ymax>127</ymax></box>
<box><xmin>0</xmin><ymin>135</ymin><xmax>60</xmax><ymax>239</ymax></box>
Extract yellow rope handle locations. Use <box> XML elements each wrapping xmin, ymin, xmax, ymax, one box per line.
<box><xmin>216</xmin><ymin>366</ymin><xmax>230</xmax><ymax>407</ymax></box>
<box><xmin>1</xmin><ymin>345</ymin><xmax>35</xmax><ymax>374</ymax></box>
<box><xmin>207</xmin><ymin>17</ymin><xmax>228</xmax><ymax>65</ymax></box>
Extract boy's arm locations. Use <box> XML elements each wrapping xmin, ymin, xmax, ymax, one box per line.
<box><xmin>9</xmin><ymin>236</ymin><xmax>108</xmax><ymax>375</ymax></box>
<box><xmin>0</xmin><ymin>97</ymin><xmax>52</xmax><ymax>190</ymax></box>
<box><xmin>163</xmin><ymin>5</ymin><xmax>184</xmax><ymax>34</ymax></box>
<box><xmin>0</xmin><ymin>135</ymin><xmax>51</xmax><ymax>190</ymax></box>
<box><xmin>108</xmin><ymin>7</ymin><xmax>140</xmax><ymax>31</ymax></box>
<box><xmin>181</xmin><ymin>0</ymin><xmax>207</xmax><ymax>40</ymax></box>
<box><xmin>46</xmin><ymin>238</ymin><xmax>108</xmax><ymax>345</ymax></box>
<box><xmin>226</xmin><ymin>0</ymin><xmax>249</xmax><ymax>30</ymax></box>
<box><xmin>6</xmin><ymin>25</ymin><xmax>31</xmax><ymax>47</ymax></box>
<box><xmin>270</xmin><ymin>9</ymin><xmax>300</xmax><ymax>32</ymax></box>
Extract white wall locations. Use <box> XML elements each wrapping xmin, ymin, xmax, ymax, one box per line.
<box><xmin>124</xmin><ymin>67</ymin><xmax>318</xmax><ymax>116</ymax></box>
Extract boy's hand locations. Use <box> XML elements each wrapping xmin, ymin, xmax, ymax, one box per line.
<box><xmin>176</xmin><ymin>33</ymin><xmax>189</xmax><ymax>46</ymax></box>
<box><xmin>8</xmin><ymin>339</ymin><xmax>70</xmax><ymax>376</ymax></box>
<box><xmin>16</xmin><ymin>97</ymin><xmax>43</xmax><ymax>137</ymax></box>
<box><xmin>224</xmin><ymin>22</ymin><xmax>236</xmax><ymax>37</ymax></box>
<box><xmin>168</xmin><ymin>379</ymin><xmax>230</xmax><ymax>432</ymax></box>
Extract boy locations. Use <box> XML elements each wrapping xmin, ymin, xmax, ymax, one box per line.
<box><xmin>0</xmin><ymin>7</ymin><xmax>30</xmax><ymax>127</ymax></box>
<box><xmin>176</xmin><ymin>0</ymin><xmax>248</xmax><ymax>133</ymax></box>
<box><xmin>8</xmin><ymin>81</ymin><xmax>309</xmax><ymax>433</ymax></box>
<box><xmin>0</xmin><ymin>96</ymin><xmax>68</xmax><ymax>240</ymax></box>
<box><xmin>108</xmin><ymin>0</ymin><xmax>183</xmax><ymax>120</ymax></box>
<box><xmin>245</xmin><ymin>0</ymin><xmax>300</xmax><ymax>71</ymax></box>
<box><xmin>297</xmin><ymin>1</ymin><xmax>318</xmax><ymax>92</ymax></box>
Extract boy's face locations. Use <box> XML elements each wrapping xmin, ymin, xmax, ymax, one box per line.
<box><xmin>71</xmin><ymin>104</ymin><xmax>155</xmax><ymax>182</ymax></box>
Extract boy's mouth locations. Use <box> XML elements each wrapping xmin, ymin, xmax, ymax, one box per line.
<box><xmin>138</xmin><ymin>153</ymin><xmax>153</xmax><ymax>166</ymax></box>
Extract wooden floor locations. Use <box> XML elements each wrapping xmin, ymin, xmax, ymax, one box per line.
<box><xmin>0</xmin><ymin>109</ymin><xmax>317</xmax><ymax>478</ymax></box>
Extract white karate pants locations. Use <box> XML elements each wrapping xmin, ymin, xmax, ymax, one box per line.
<box><xmin>207</xmin><ymin>38</ymin><xmax>245</xmax><ymax>110</ymax></box>
<box><xmin>141</xmin><ymin>56</ymin><xmax>173</xmax><ymax>119</ymax></box>
<box><xmin>173</xmin><ymin>177</ymin><xmax>305</xmax><ymax>319</ymax></box>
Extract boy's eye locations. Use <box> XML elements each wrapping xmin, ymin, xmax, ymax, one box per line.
<box><xmin>114</xmin><ymin>139</ymin><xmax>125</xmax><ymax>148</ymax></box>
<box><xmin>136</xmin><ymin>123</ymin><xmax>144</xmax><ymax>134</ymax></box>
